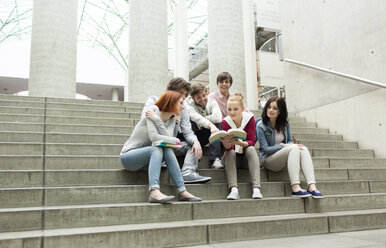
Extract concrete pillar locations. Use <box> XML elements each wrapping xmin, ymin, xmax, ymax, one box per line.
<box><xmin>208</xmin><ymin>0</ymin><xmax>246</xmax><ymax>99</ymax></box>
<box><xmin>173</xmin><ymin>0</ymin><xmax>189</xmax><ymax>80</ymax></box>
<box><xmin>242</xmin><ymin>0</ymin><xmax>259</xmax><ymax>109</ymax></box>
<box><xmin>111</xmin><ymin>88</ymin><xmax>119</xmax><ymax>101</ymax></box>
<box><xmin>127</xmin><ymin>0</ymin><xmax>168</xmax><ymax>102</ymax></box>
<box><xmin>29</xmin><ymin>0</ymin><xmax>77</xmax><ymax>98</ymax></box>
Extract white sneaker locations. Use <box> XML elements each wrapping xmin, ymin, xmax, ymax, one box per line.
<box><xmin>212</xmin><ymin>158</ymin><xmax>224</xmax><ymax>169</ymax></box>
<box><xmin>227</xmin><ymin>191</ymin><xmax>240</xmax><ymax>200</ymax></box>
<box><xmin>252</xmin><ymin>188</ymin><xmax>263</xmax><ymax>199</ymax></box>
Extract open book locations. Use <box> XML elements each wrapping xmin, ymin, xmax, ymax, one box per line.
<box><xmin>152</xmin><ymin>140</ymin><xmax>182</xmax><ymax>149</ymax></box>
<box><xmin>209</xmin><ymin>129</ymin><xmax>247</xmax><ymax>144</ymax></box>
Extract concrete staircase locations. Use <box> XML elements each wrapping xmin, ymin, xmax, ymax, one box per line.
<box><xmin>0</xmin><ymin>94</ymin><xmax>386</xmax><ymax>247</ymax></box>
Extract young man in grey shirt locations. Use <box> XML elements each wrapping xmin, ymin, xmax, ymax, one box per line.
<box><xmin>142</xmin><ymin>77</ymin><xmax>211</xmax><ymax>183</ymax></box>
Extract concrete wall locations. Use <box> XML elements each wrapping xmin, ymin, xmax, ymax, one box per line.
<box><xmin>280</xmin><ymin>0</ymin><xmax>386</xmax><ymax>157</ymax></box>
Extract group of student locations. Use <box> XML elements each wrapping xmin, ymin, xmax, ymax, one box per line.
<box><xmin>120</xmin><ymin>72</ymin><xmax>323</xmax><ymax>203</ymax></box>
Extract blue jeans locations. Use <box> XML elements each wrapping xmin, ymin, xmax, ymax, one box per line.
<box><xmin>120</xmin><ymin>146</ymin><xmax>186</xmax><ymax>193</ymax></box>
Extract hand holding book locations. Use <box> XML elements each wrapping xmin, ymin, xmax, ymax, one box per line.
<box><xmin>209</xmin><ymin>129</ymin><xmax>247</xmax><ymax>145</ymax></box>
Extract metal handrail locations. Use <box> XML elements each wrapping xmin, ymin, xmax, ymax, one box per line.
<box><xmin>259</xmin><ymin>33</ymin><xmax>281</xmax><ymax>52</ymax></box>
<box><xmin>285</xmin><ymin>59</ymin><xmax>386</xmax><ymax>89</ymax></box>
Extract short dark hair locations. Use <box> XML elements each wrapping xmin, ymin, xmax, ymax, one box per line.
<box><xmin>262</xmin><ymin>97</ymin><xmax>288</xmax><ymax>132</ymax></box>
<box><xmin>167</xmin><ymin>77</ymin><xmax>192</xmax><ymax>94</ymax></box>
<box><xmin>216</xmin><ymin>72</ymin><xmax>233</xmax><ymax>85</ymax></box>
<box><xmin>190</xmin><ymin>83</ymin><xmax>206</xmax><ymax>98</ymax></box>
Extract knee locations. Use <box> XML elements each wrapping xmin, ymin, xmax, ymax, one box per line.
<box><xmin>245</xmin><ymin>146</ymin><xmax>256</xmax><ymax>154</ymax></box>
<box><xmin>151</xmin><ymin>146</ymin><xmax>163</xmax><ymax>156</ymax></box>
<box><xmin>287</xmin><ymin>144</ymin><xmax>300</xmax><ymax>152</ymax></box>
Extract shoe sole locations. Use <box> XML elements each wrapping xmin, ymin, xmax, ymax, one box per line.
<box><xmin>227</xmin><ymin>197</ymin><xmax>239</xmax><ymax>200</ymax></box>
<box><xmin>312</xmin><ymin>195</ymin><xmax>324</xmax><ymax>199</ymax></box>
<box><xmin>252</xmin><ymin>196</ymin><xmax>263</xmax><ymax>199</ymax></box>
<box><xmin>183</xmin><ymin>178</ymin><xmax>212</xmax><ymax>184</ymax></box>
<box><xmin>291</xmin><ymin>194</ymin><xmax>312</xmax><ymax>198</ymax></box>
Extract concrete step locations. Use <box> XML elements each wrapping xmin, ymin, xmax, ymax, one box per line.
<box><xmin>298</xmin><ymin>140</ymin><xmax>358</xmax><ymax>149</ymax></box>
<box><xmin>0</xmin><ymin>131</ymin><xmax>44</xmax><ymax>142</ymax></box>
<box><xmin>311</xmin><ymin>148</ymin><xmax>374</xmax><ymax>158</ymax></box>
<box><xmin>40</xmin><ymin>143</ymin><xmax>374</xmax><ymax>157</ymax></box>
<box><xmin>0</xmin><ymin>100</ymin><xmax>45</xmax><ymax>108</ymax></box>
<box><xmin>0</xmin><ymin>122</ymin><xmax>44</xmax><ymax>132</ymax></box>
<box><xmin>46</xmin><ymin>97</ymin><xmax>144</xmax><ymax>108</ymax></box>
<box><xmin>0</xmin><ymin>208</ymin><xmax>385</xmax><ymax>247</ymax></box>
<box><xmin>329</xmin><ymin>158</ymin><xmax>386</xmax><ymax>168</ymax></box>
<box><xmin>45</xmin><ymin>108</ymin><xmax>138</xmax><ymax>119</ymax></box>
<box><xmin>0</xmin><ymin>155</ymin><xmax>43</xmax><ymax>170</ymax></box>
<box><xmin>292</xmin><ymin>133</ymin><xmax>343</xmax><ymax>141</ymax></box>
<box><xmin>1</xmin><ymin>180</ymin><xmax>383</xmax><ymax>208</ymax></box>
<box><xmin>0</xmin><ymin>143</ymin><xmax>43</xmax><ymax>155</ymax></box>
<box><xmin>2</xmin><ymin>194</ymin><xmax>386</xmax><ymax>233</ymax></box>
<box><xmin>46</xmin><ymin>103</ymin><xmax>128</xmax><ymax>112</ymax></box>
<box><xmin>0</xmin><ymin>94</ymin><xmax>44</xmax><ymax>102</ymax></box>
<box><xmin>45</xmin><ymin>124</ymin><xmax>134</xmax><ymax>134</ymax></box>
<box><xmin>46</xmin><ymin>115</ymin><xmax>138</xmax><ymax>126</ymax></box>
<box><xmin>45</xmin><ymin>133</ymin><xmax>129</xmax><ymax>144</ymax></box>
<box><xmin>0</xmin><ymin>106</ymin><xmax>44</xmax><ymax>115</ymax></box>
<box><xmin>291</xmin><ymin>127</ymin><xmax>329</xmax><ymax>134</ymax></box>
<box><xmin>0</xmin><ymin>113</ymin><xmax>44</xmax><ymax>123</ymax></box>
<box><xmin>3</xmin><ymin>168</ymin><xmax>386</xmax><ymax>188</ymax></box>
<box><xmin>44</xmin><ymin>143</ymin><xmax>122</xmax><ymax>155</ymax></box>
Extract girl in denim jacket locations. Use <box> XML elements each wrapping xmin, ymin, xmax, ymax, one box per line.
<box><xmin>256</xmin><ymin>97</ymin><xmax>323</xmax><ymax>198</ymax></box>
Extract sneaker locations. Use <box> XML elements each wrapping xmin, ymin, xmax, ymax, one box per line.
<box><xmin>308</xmin><ymin>190</ymin><xmax>324</xmax><ymax>199</ymax></box>
<box><xmin>227</xmin><ymin>191</ymin><xmax>240</xmax><ymax>200</ymax></box>
<box><xmin>252</xmin><ymin>188</ymin><xmax>263</xmax><ymax>199</ymax></box>
<box><xmin>183</xmin><ymin>172</ymin><xmax>211</xmax><ymax>184</ymax></box>
<box><xmin>161</xmin><ymin>161</ymin><xmax>167</xmax><ymax>168</ymax></box>
<box><xmin>212</xmin><ymin>158</ymin><xmax>224</xmax><ymax>169</ymax></box>
<box><xmin>291</xmin><ymin>189</ymin><xmax>312</xmax><ymax>198</ymax></box>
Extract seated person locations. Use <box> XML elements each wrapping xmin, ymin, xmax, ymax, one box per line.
<box><xmin>209</xmin><ymin>72</ymin><xmax>249</xmax><ymax>118</ymax></box>
<box><xmin>256</xmin><ymin>96</ymin><xmax>323</xmax><ymax>198</ymax></box>
<box><xmin>142</xmin><ymin>77</ymin><xmax>211</xmax><ymax>184</ymax></box>
<box><xmin>221</xmin><ymin>93</ymin><xmax>263</xmax><ymax>200</ymax></box>
<box><xmin>186</xmin><ymin>83</ymin><xmax>223</xmax><ymax>169</ymax></box>
<box><xmin>120</xmin><ymin>90</ymin><xmax>201</xmax><ymax>203</ymax></box>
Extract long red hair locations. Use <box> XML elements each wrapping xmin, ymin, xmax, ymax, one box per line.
<box><xmin>155</xmin><ymin>90</ymin><xmax>182</xmax><ymax>112</ymax></box>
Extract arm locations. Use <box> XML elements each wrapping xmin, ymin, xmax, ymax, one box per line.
<box><xmin>286</xmin><ymin>121</ymin><xmax>294</xmax><ymax>144</ymax></box>
<box><xmin>141</xmin><ymin>96</ymin><xmax>157</xmax><ymax>119</ymax></box>
<box><xmin>179</xmin><ymin>108</ymin><xmax>198</xmax><ymax>144</ymax></box>
<box><xmin>144</xmin><ymin>105</ymin><xmax>171</xmax><ymax>136</ymax></box>
<box><xmin>220</xmin><ymin>120</ymin><xmax>233</xmax><ymax>150</ymax></box>
<box><xmin>256</xmin><ymin>125</ymin><xmax>283</xmax><ymax>155</ymax></box>
<box><xmin>205</xmin><ymin>99</ymin><xmax>222</xmax><ymax>125</ymax></box>
<box><xmin>230</xmin><ymin>117</ymin><xmax>255</xmax><ymax>148</ymax></box>
<box><xmin>146</xmin><ymin>118</ymin><xmax>180</xmax><ymax>144</ymax></box>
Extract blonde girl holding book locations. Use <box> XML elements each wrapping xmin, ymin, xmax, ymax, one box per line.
<box><xmin>221</xmin><ymin>93</ymin><xmax>263</xmax><ymax>200</ymax></box>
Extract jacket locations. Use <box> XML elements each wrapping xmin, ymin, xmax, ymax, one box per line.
<box><xmin>186</xmin><ymin>96</ymin><xmax>222</xmax><ymax>129</ymax></box>
<box><xmin>256</xmin><ymin>119</ymin><xmax>294</xmax><ymax>163</ymax></box>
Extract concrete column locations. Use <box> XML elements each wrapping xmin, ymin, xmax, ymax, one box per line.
<box><xmin>111</xmin><ymin>88</ymin><xmax>119</xmax><ymax>101</ymax></box>
<box><xmin>173</xmin><ymin>0</ymin><xmax>189</xmax><ymax>80</ymax></box>
<box><xmin>127</xmin><ymin>0</ymin><xmax>168</xmax><ymax>102</ymax></box>
<box><xmin>242</xmin><ymin>0</ymin><xmax>259</xmax><ymax>109</ymax></box>
<box><xmin>208</xmin><ymin>0</ymin><xmax>246</xmax><ymax>99</ymax></box>
<box><xmin>29</xmin><ymin>0</ymin><xmax>77</xmax><ymax>98</ymax></box>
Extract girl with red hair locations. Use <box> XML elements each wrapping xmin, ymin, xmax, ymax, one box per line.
<box><xmin>120</xmin><ymin>90</ymin><xmax>201</xmax><ymax>203</ymax></box>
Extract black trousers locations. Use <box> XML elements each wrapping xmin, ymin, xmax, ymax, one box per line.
<box><xmin>191</xmin><ymin>121</ymin><xmax>222</xmax><ymax>161</ymax></box>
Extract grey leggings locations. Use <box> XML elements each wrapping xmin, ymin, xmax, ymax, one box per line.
<box><xmin>224</xmin><ymin>146</ymin><xmax>261</xmax><ymax>189</ymax></box>
<box><xmin>263</xmin><ymin>144</ymin><xmax>316</xmax><ymax>185</ymax></box>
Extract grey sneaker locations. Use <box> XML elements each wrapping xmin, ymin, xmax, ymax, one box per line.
<box><xmin>252</xmin><ymin>188</ymin><xmax>263</xmax><ymax>199</ymax></box>
<box><xmin>212</xmin><ymin>157</ymin><xmax>224</xmax><ymax>169</ymax></box>
<box><xmin>227</xmin><ymin>191</ymin><xmax>240</xmax><ymax>200</ymax></box>
<box><xmin>183</xmin><ymin>172</ymin><xmax>211</xmax><ymax>184</ymax></box>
